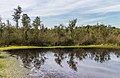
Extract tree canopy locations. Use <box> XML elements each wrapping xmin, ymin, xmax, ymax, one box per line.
<box><xmin>0</xmin><ymin>6</ymin><xmax>120</xmax><ymax>46</ymax></box>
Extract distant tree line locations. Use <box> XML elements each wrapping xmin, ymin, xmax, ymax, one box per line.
<box><xmin>0</xmin><ymin>6</ymin><xmax>120</xmax><ymax>46</ymax></box>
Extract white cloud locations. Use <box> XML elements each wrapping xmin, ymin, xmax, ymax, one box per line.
<box><xmin>0</xmin><ymin>0</ymin><xmax>120</xmax><ymax>26</ymax></box>
<box><xmin>0</xmin><ymin>0</ymin><xmax>36</xmax><ymax>18</ymax></box>
<box><xmin>0</xmin><ymin>0</ymin><xmax>103</xmax><ymax>17</ymax></box>
<box><xmin>80</xmin><ymin>17</ymin><xmax>106</xmax><ymax>23</ymax></box>
<box><xmin>0</xmin><ymin>0</ymin><xmax>120</xmax><ymax>17</ymax></box>
<box><xmin>87</xmin><ymin>4</ymin><xmax>120</xmax><ymax>14</ymax></box>
<box><xmin>25</xmin><ymin>0</ymin><xmax>96</xmax><ymax>17</ymax></box>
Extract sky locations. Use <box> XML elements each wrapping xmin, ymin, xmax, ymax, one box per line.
<box><xmin>0</xmin><ymin>0</ymin><xmax>120</xmax><ymax>28</ymax></box>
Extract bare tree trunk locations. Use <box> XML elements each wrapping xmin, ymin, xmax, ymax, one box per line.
<box><xmin>16</xmin><ymin>20</ymin><xmax>18</xmax><ymax>29</ymax></box>
<box><xmin>24</xmin><ymin>29</ymin><xmax>28</xmax><ymax>41</ymax></box>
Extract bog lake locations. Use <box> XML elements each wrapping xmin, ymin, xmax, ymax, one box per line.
<box><xmin>0</xmin><ymin>48</ymin><xmax>120</xmax><ymax>78</ymax></box>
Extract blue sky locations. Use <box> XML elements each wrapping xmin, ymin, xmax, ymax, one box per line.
<box><xmin>0</xmin><ymin>0</ymin><xmax>120</xmax><ymax>28</ymax></box>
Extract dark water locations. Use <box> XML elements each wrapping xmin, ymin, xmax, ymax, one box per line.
<box><xmin>6</xmin><ymin>48</ymin><xmax>120</xmax><ymax>78</ymax></box>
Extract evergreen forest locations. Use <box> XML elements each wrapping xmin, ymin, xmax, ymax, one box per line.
<box><xmin>0</xmin><ymin>6</ymin><xmax>120</xmax><ymax>46</ymax></box>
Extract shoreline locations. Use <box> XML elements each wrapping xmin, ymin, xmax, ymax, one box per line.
<box><xmin>0</xmin><ymin>45</ymin><xmax>120</xmax><ymax>51</ymax></box>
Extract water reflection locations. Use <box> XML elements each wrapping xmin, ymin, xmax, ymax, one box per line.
<box><xmin>8</xmin><ymin>48</ymin><xmax>120</xmax><ymax>72</ymax></box>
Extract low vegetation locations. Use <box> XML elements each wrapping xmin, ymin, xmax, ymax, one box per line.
<box><xmin>0</xmin><ymin>45</ymin><xmax>120</xmax><ymax>51</ymax></box>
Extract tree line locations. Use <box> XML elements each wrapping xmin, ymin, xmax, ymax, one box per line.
<box><xmin>0</xmin><ymin>6</ymin><xmax>120</xmax><ymax>46</ymax></box>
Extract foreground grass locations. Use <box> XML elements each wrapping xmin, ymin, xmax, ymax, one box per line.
<box><xmin>0</xmin><ymin>53</ymin><xmax>6</xmax><ymax>70</ymax></box>
<box><xmin>0</xmin><ymin>53</ymin><xmax>17</xmax><ymax>78</ymax></box>
<box><xmin>0</xmin><ymin>52</ymin><xmax>29</xmax><ymax>78</ymax></box>
<box><xmin>0</xmin><ymin>53</ymin><xmax>7</xmax><ymax>78</ymax></box>
<box><xmin>0</xmin><ymin>44</ymin><xmax>120</xmax><ymax>51</ymax></box>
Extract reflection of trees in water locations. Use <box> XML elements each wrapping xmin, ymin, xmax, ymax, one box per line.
<box><xmin>85</xmin><ymin>49</ymin><xmax>111</xmax><ymax>63</ymax></box>
<box><xmin>8</xmin><ymin>49</ymin><xmax>120</xmax><ymax>71</ymax></box>
<box><xmin>9</xmin><ymin>49</ymin><xmax>47</xmax><ymax>69</ymax></box>
<box><xmin>67</xmin><ymin>52</ymin><xmax>77</xmax><ymax>71</ymax></box>
<box><xmin>113</xmin><ymin>50</ymin><xmax>120</xmax><ymax>58</ymax></box>
<box><xmin>53</xmin><ymin>49</ymin><xmax>78</xmax><ymax>71</ymax></box>
<box><xmin>54</xmin><ymin>52</ymin><xmax>65</xmax><ymax>67</ymax></box>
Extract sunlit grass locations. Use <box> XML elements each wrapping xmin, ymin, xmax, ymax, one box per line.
<box><xmin>0</xmin><ymin>53</ymin><xmax>8</xmax><ymax>68</ymax></box>
<box><xmin>0</xmin><ymin>52</ymin><xmax>29</xmax><ymax>78</ymax></box>
<box><xmin>0</xmin><ymin>44</ymin><xmax>120</xmax><ymax>51</ymax></box>
<box><xmin>0</xmin><ymin>53</ymin><xmax>9</xmax><ymax>77</ymax></box>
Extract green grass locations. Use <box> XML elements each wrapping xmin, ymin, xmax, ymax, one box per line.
<box><xmin>0</xmin><ymin>52</ymin><xmax>29</xmax><ymax>78</ymax></box>
<box><xmin>0</xmin><ymin>53</ymin><xmax>8</xmax><ymax>68</ymax></box>
<box><xmin>0</xmin><ymin>53</ymin><xmax>10</xmax><ymax>78</ymax></box>
<box><xmin>0</xmin><ymin>44</ymin><xmax>120</xmax><ymax>51</ymax></box>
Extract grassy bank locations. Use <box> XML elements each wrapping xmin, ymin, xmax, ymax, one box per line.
<box><xmin>0</xmin><ymin>52</ymin><xmax>29</xmax><ymax>78</ymax></box>
<box><xmin>0</xmin><ymin>44</ymin><xmax>120</xmax><ymax>51</ymax></box>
